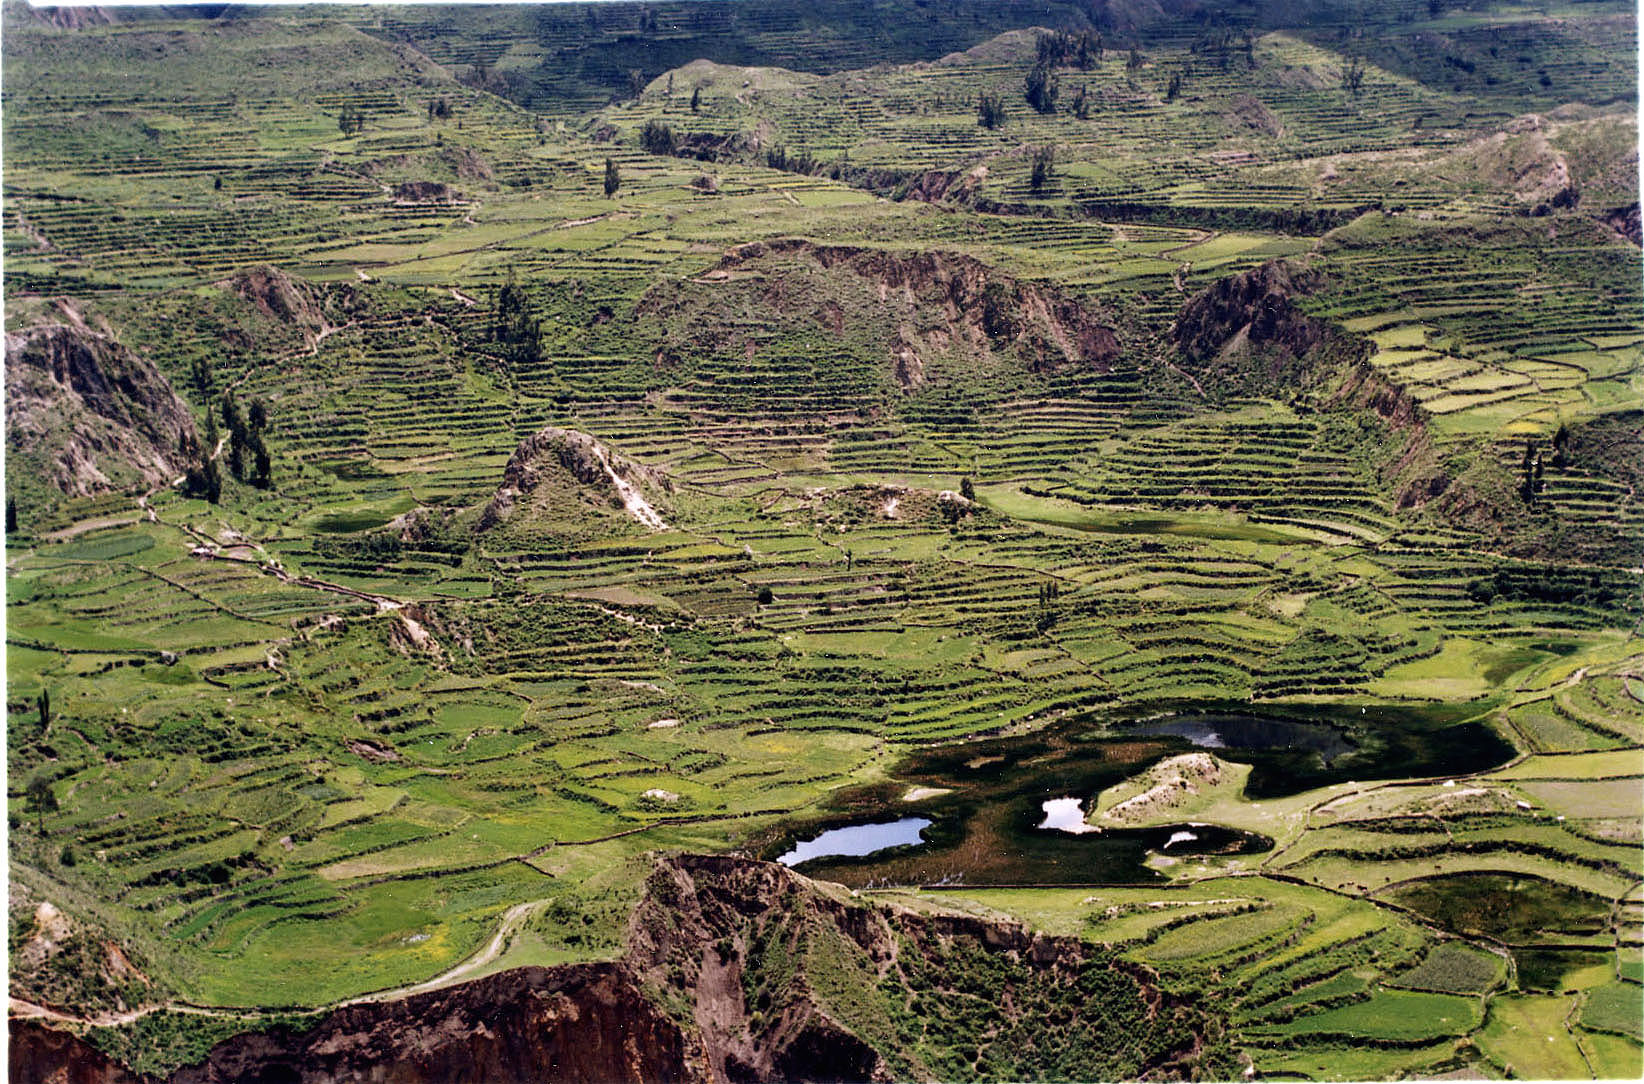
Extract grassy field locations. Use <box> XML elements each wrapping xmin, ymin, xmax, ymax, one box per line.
<box><xmin>3</xmin><ymin>0</ymin><xmax>1639</xmax><ymax>1077</ymax></box>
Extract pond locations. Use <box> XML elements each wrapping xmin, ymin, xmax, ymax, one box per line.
<box><xmin>777</xmin><ymin>817</ymin><xmax>931</xmax><ymax>866</ymax></box>
<box><xmin>764</xmin><ymin>700</ymin><xmax>1512</xmax><ymax>886</ymax></box>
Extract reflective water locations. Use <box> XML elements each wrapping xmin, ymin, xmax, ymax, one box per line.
<box><xmin>1038</xmin><ymin>797</ymin><xmax>1099</xmax><ymax>834</ymax></box>
<box><xmin>1129</xmin><ymin>713</ymin><xmax>1355</xmax><ymax>765</ymax></box>
<box><xmin>778</xmin><ymin>818</ymin><xmax>931</xmax><ymax>866</ymax></box>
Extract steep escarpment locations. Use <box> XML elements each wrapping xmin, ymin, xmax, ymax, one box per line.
<box><xmin>641</xmin><ymin>239</ymin><xmax>1120</xmax><ymax>395</ymax></box>
<box><xmin>11</xmin><ymin>1021</ymin><xmax>141</xmax><ymax>1084</ymax></box>
<box><xmin>16</xmin><ymin>856</ymin><xmax>1235</xmax><ymax>1084</ymax></box>
<box><xmin>477</xmin><ymin>426</ymin><xmax>673</xmax><ymax>539</ymax></box>
<box><xmin>5</xmin><ymin>313</ymin><xmax>199</xmax><ymax>501</ymax></box>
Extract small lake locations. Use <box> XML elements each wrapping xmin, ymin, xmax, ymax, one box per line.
<box><xmin>778</xmin><ymin>817</ymin><xmax>931</xmax><ymax>866</ymax></box>
<box><xmin>1128</xmin><ymin>712</ymin><xmax>1355</xmax><ymax>765</ymax></box>
<box><xmin>764</xmin><ymin>702</ymin><xmax>1510</xmax><ymax>886</ymax></box>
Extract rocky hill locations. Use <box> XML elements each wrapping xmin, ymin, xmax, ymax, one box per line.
<box><xmin>477</xmin><ymin>426</ymin><xmax>674</xmax><ymax>540</ymax></box>
<box><xmin>5</xmin><ymin>313</ymin><xmax>198</xmax><ymax>504</ymax></box>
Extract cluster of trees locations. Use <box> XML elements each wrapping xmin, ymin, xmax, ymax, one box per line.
<box><xmin>179</xmin><ymin>391</ymin><xmax>273</xmax><ymax>502</ymax></box>
<box><xmin>1468</xmin><ymin>564</ymin><xmax>1631</xmax><ymax>608</ymax></box>
<box><xmin>1036</xmin><ymin>29</ymin><xmax>1104</xmax><ymax>68</ymax></box>
<box><xmin>1036</xmin><ymin>579</ymin><xmax>1062</xmax><ymax>630</ymax></box>
<box><xmin>1025</xmin><ymin>62</ymin><xmax>1060</xmax><ymax>114</ymax></box>
<box><xmin>764</xmin><ymin>144</ymin><xmax>819</xmax><ymax>174</ymax></box>
<box><xmin>426</xmin><ymin>97</ymin><xmax>452</xmax><ymax>121</ymax></box>
<box><xmin>181</xmin><ymin>418</ymin><xmax>222</xmax><ymax>504</ymax></box>
<box><xmin>221</xmin><ymin>390</ymin><xmax>272</xmax><ymax>490</ymax></box>
<box><xmin>640</xmin><ymin>118</ymin><xmax>677</xmax><ymax>155</ymax></box>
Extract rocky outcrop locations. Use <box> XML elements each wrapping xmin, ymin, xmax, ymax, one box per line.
<box><xmin>5</xmin><ymin>316</ymin><xmax>198</xmax><ymax>497</ymax></box>
<box><xmin>629</xmin><ymin>854</ymin><xmax>1225</xmax><ymax>1083</ymax></box>
<box><xmin>1329</xmin><ymin>360</ymin><xmax>1449</xmax><ymax>509</ymax></box>
<box><xmin>653</xmin><ymin>240</ymin><xmax>1119</xmax><ymax>391</ymax></box>
<box><xmin>1604</xmin><ymin>202</ymin><xmax>1641</xmax><ymax>245</ymax></box>
<box><xmin>477</xmin><ymin>427</ymin><xmax>672</xmax><ymax>534</ymax></box>
<box><xmin>219</xmin><ymin>265</ymin><xmax>358</xmax><ymax>353</ymax></box>
<box><xmin>393</xmin><ymin>180</ymin><xmax>457</xmax><ymax>203</ymax></box>
<box><xmin>1173</xmin><ymin>259</ymin><xmax>1329</xmax><ymax>367</ymax></box>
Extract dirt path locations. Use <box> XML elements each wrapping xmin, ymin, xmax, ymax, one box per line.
<box><xmin>349</xmin><ymin>900</ymin><xmax>548</xmax><ymax>1004</ymax></box>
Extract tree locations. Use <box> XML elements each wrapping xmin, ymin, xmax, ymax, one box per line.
<box><xmin>959</xmin><ymin>477</ymin><xmax>976</xmax><ymax>501</ymax></box>
<box><xmin>1519</xmin><ymin>439</ymin><xmax>1538</xmax><ymax>506</ymax></box>
<box><xmin>690</xmin><ymin>86</ymin><xmax>701</xmax><ymax>113</ymax></box>
<box><xmin>338</xmin><ymin>105</ymin><xmax>365</xmax><ymax>136</ymax></box>
<box><xmin>24</xmin><ymin>776</ymin><xmax>57</xmax><ymax>833</ymax></box>
<box><xmin>1030</xmin><ymin>145</ymin><xmax>1055</xmax><ymax>191</ymax></box>
<box><xmin>977</xmin><ymin>92</ymin><xmax>1006</xmax><ymax>129</ymax></box>
<box><xmin>1344</xmin><ymin>56</ymin><xmax>1365</xmax><ymax>96</ymax></box>
<box><xmin>1070</xmin><ymin>83</ymin><xmax>1090</xmax><ymax>119</ymax></box>
<box><xmin>222</xmin><ymin>390</ymin><xmax>248</xmax><ymax>482</ymax></box>
<box><xmin>757</xmin><ymin>585</ymin><xmax>774</xmax><ymax>606</ymax></box>
<box><xmin>1166</xmin><ymin>72</ymin><xmax>1183</xmax><ymax>102</ymax></box>
<box><xmin>37</xmin><ymin>689</ymin><xmax>49</xmax><ymax>731</ymax></box>
<box><xmin>603</xmin><ymin>157</ymin><xmax>620</xmax><ymax>198</ymax></box>
<box><xmin>6</xmin><ymin>496</ymin><xmax>16</xmax><ymax>534</ymax></box>
<box><xmin>491</xmin><ymin>276</ymin><xmax>543</xmax><ymax>381</ymax></box>
<box><xmin>184</xmin><ymin>412</ymin><xmax>222</xmax><ymax>504</ymax></box>
<box><xmin>1127</xmin><ymin>47</ymin><xmax>1144</xmax><ymax>72</ymax></box>
<box><xmin>1025</xmin><ymin>62</ymin><xmax>1059</xmax><ymax>114</ymax></box>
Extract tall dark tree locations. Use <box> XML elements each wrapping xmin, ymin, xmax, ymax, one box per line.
<box><xmin>222</xmin><ymin>389</ymin><xmax>248</xmax><ymax>482</ymax></box>
<box><xmin>690</xmin><ymin>86</ymin><xmax>701</xmax><ymax>113</ymax></box>
<box><xmin>977</xmin><ymin>92</ymin><xmax>1006</xmax><ymax>129</ymax></box>
<box><xmin>6</xmin><ymin>496</ymin><xmax>16</xmax><ymax>534</ymax></box>
<box><xmin>603</xmin><ymin>157</ymin><xmax>621</xmax><ymax>198</ymax></box>
<box><xmin>37</xmin><ymin>688</ymin><xmax>49</xmax><ymax>731</ymax></box>
<box><xmin>1344</xmin><ymin>56</ymin><xmax>1366</xmax><ymax>96</ymax></box>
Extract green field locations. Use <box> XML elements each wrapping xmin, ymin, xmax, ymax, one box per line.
<box><xmin>3</xmin><ymin>0</ymin><xmax>1640</xmax><ymax>1078</ymax></box>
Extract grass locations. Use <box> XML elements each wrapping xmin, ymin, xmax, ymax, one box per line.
<box><xmin>2</xmin><ymin>5</ymin><xmax>1639</xmax><ymax>1079</ymax></box>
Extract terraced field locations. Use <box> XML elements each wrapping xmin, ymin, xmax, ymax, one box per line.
<box><xmin>4</xmin><ymin>0</ymin><xmax>1639</xmax><ymax>1079</ymax></box>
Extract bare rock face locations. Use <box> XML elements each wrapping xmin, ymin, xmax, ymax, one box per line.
<box><xmin>477</xmin><ymin>426</ymin><xmax>672</xmax><ymax>534</ymax></box>
<box><xmin>5</xmin><ymin>318</ymin><xmax>198</xmax><ymax>497</ymax></box>
<box><xmin>220</xmin><ymin>265</ymin><xmax>359</xmax><ymax>352</ymax></box>
<box><xmin>10</xmin><ymin>1022</ymin><xmax>141</xmax><ymax>1084</ymax></box>
<box><xmin>164</xmin><ymin>965</ymin><xmax>698</xmax><ymax>1084</ymax></box>
<box><xmin>1605</xmin><ymin>202</ymin><xmax>1641</xmax><ymax>245</ymax></box>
